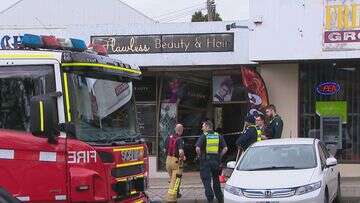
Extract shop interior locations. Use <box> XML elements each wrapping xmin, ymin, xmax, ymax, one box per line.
<box><xmin>133</xmin><ymin>68</ymin><xmax>249</xmax><ymax>171</ymax></box>
<box><xmin>300</xmin><ymin>61</ymin><xmax>360</xmax><ymax>163</ymax></box>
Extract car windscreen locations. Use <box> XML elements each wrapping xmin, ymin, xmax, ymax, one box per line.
<box><xmin>237</xmin><ymin>144</ymin><xmax>317</xmax><ymax>171</ymax></box>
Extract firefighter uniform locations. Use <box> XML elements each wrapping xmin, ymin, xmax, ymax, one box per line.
<box><xmin>195</xmin><ymin>132</ymin><xmax>227</xmax><ymax>203</ymax></box>
<box><xmin>165</xmin><ymin>134</ymin><xmax>184</xmax><ymax>202</ymax></box>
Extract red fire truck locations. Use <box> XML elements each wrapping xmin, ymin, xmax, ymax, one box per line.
<box><xmin>0</xmin><ymin>34</ymin><xmax>149</xmax><ymax>203</ymax></box>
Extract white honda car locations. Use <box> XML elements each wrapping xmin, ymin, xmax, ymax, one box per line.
<box><xmin>224</xmin><ymin>138</ymin><xmax>340</xmax><ymax>203</ymax></box>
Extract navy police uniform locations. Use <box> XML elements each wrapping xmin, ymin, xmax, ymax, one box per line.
<box><xmin>236</xmin><ymin>125</ymin><xmax>258</xmax><ymax>151</ymax></box>
<box><xmin>195</xmin><ymin>131</ymin><xmax>227</xmax><ymax>203</ymax></box>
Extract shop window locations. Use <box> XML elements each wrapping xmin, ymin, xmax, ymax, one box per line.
<box><xmin>133</xmin><ymin>77</ymin><xmax>157</xmax><ymax>155</ymax></box>
<box><xmin>300</xmin><ymin>62</ymin><xmax>360</xmax><ymax>163</ymax></box>
<box><xmin>158</xmin><ymin>74</ymin><xmax>211</xmax><ymax>171</ymax></box>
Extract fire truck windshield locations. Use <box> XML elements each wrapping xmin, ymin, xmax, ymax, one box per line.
<box><xmin>67</xmin><ymin>73</ymin><xmax>139</xmax><ymax>143</ymax></box>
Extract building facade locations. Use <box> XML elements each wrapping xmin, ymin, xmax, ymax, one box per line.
<box><xmin>0</xmin><ymin>20</ymin><xmax>258</xmax><ymax>177</ymax></box>
<box><xmin>250</xmin><ymin>0</ymin><xmax>360</xmax><ymax>176</ymax></box>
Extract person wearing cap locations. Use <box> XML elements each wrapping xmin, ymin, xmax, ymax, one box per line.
<box><xmin>195</xmin><ymin>120</ymin><xmax>228</xmax><ymax>203</ymax></box>
<box><xmin>235</xmin><ymin>115</ymin><xmax>258</xmax><ymax>161</ymax></box>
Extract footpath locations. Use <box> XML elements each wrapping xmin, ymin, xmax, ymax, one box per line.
<box><xmin>147</xmin><ymin>173</ymin><xmax>360</xmax><ymax>203</ymax></box>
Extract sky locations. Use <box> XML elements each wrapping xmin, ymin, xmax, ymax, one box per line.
<box><xmin>0</xmin><ymin>0</ymin><xmax>249</xmax><ymax>23</ymax></box>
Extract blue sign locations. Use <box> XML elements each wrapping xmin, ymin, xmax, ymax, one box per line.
<box><xmin>316</xmin><ymin>82</ymin><xmax>341</xmax><ymax>96</ymax></box>
<box><xmin>1</xmin><ymin>35</ymin><xmax>23</xmax><ymax>49</ymax></box>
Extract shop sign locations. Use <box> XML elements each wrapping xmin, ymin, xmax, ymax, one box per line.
<box><xmin>316</xmin><ymin>82</ymin><xmax>341</xmax><ymax>96</ymax></box>
<box><xmin>1</xmin><ymin>35</ymin><xmax>22</xmax><ymax>49</ymax></box>
<box><xmin>316</xmin><ymin>101</ymin><xmax>347</xmax><ymax>123</ymax></box>
<box><xmin>323</xmin><ymin>0</ymin><xmax>360</xmax><ymax>50</ymax></box>
<box><xmin>91</xmin><ymin>33</ymin><xmax>234</xmax><ymax>54</ymax></box>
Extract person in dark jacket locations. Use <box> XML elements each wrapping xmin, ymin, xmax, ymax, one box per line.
<box><xmin>265</xmin><ymin>104</ymin><xmax>284</xmax><ymax>139</ymax></box>
<box><xmin>196</xmin><ymin>120</ymin><xmax>228</xmax><ymax>203</ymax></box>
<box><xmin>255</xmin><ymin>114</ymin><xmax>271</xmax><ymax>140</ymax></box>
<box><xmin>235</xmin><ymin>115</ymin><xmax>257</xmax><ymax>160</ymax></box>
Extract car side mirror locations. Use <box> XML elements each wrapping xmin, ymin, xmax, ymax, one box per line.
<box><xmin>326</xmin><ymin>157</ymin><xmax>337</xmax><ymax>167</ymax></box>
<box><xmin>30</xmin><ymin>95</ymin><xmax>58</xmax><ymax>144</ymax></box>
<box><xmin>227</xmin><ymin>161</ymin><xmax>236</xmax><ymax>169</ymax></box>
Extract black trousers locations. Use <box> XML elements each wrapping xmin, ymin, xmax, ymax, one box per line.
<box><xmin>199</xmin><ymin>157</ymin><xmax>223</xmax><ymax>203</ymax></box>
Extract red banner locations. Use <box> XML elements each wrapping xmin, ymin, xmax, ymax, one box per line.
<box><xmin>241</xmin><ymin>67</ymin><xmax>269</xmax><ymax>115</ymax></box>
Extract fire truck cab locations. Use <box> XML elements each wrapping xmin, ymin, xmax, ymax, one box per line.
<box><xmin>0</xmin><ymin>34</ymin><xmax>149</xmax><ymax>203</ymax></box>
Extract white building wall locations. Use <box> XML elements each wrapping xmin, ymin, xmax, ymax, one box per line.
<box><xmin>259</xmin><ymin>64</ymin><xmax>299</xmax><ymax>138</ymax></box>
<box><xmin>249</xmin><ymin>0</ymin><xmax>360</xmax><ymax>61</ymax></box>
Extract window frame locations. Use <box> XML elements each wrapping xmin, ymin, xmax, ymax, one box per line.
<box><xmin>0</xmin><ymin>59</ymin><xmax>65</xmax><ymax>132</ymax></box>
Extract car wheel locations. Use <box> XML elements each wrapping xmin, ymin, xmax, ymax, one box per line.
<box><xmin>334</xmin><ymin>176</ymin><xmax>341</xmax><ymax>203</ymax></box>
<box><xmin>324</xmin><ymin>188</ymin><xmax>329</xmax><ymax>203</ymax></box>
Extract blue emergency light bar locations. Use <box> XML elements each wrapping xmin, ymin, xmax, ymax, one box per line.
<box><xmin>70</xmin><ymin>38</ymin><xmax>87</xmax><ymax>51</ymax></box>
<box><xmin>20</xmin><ymin>34</ymin><xmax>87</xmax><ymax>52</ymax></box>
<box><xmin>22</xmin><ymin>34</ymin><xmax>43</xmax><ymax>48</ymax></box>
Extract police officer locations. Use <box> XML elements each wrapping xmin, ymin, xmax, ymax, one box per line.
<box><xmin>265</xmin><ymin>104</ymin><xmax>284</xmax><ymax>139</ymax></box>
<box><xmin>164</xmin><ymin>124</ymin><xmax>186</xmax><ymax>202</ymax></box>
<box><xmin>255</xmin><ymin>114</ymin><xmax>270</xmax><ymax>140</ymax></box>
<box><xmin>235</xmin><ymin>115</ymin><xmax>257</xmax><ymax>160</ymax></box>
<box><xmin>195</xmin><ymin>120</ymin><xmax>227</xmax><ymax>203</ymax></box>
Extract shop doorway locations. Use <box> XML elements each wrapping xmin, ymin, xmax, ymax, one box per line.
<box><xmin>214</xmin><ymin>103</ymin><xmax>248</xmax><ymax>162</ymax></box>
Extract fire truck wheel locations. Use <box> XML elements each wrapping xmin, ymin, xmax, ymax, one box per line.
<box><xmin>0</xmin><ymin>189</ymin><xmax>20</xmax><ymax>203</ymax></box>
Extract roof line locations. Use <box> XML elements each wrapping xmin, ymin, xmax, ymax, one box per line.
<box><xmin>115</xmin><ymin>0</ymin><xmax>155</xmax><ymax>22</ymax></box>
<box><xmin>0</xmin><ymin>0</ymin><xmax>24</xmax><ymax>15</ymax></box>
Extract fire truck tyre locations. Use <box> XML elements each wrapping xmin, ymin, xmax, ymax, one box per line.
<box><xmin>0</xmin><ymin>189</ymin><xmax>20</xmax><ymax>203</ymax></box>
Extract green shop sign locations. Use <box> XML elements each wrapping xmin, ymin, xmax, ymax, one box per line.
<box><xmin>315</xmin><ymin>101</ymin><xmax>347</xmax><ymax>123</ymax></box>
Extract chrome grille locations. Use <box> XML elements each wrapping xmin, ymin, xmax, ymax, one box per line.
<box><xmin>243</xmin><ymin>190</ymin><xmax>266</xmax><ymax>198</ymax></box>
<box><xmin>272</xmin><ymin>189</ymin><xmax>295</xmax><ymax>198</ymax></box>
<box><xmin>242</xmin><ymin>189</ymin><xmax>295</xmax><ymax>198</ymax></box>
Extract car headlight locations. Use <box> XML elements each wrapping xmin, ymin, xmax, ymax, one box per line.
<box><xmin>295</xmin><ymin>181</ymin><xmax>322</xmax><ymax>195</ymax></box>
<box><xmin>224</xmin><ymin>184</ymin><xmax>243</xmax><ymax>196</ymax></box>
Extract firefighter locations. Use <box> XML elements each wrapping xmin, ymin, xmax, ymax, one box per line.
<box><xmin>265</xmin><ymin>104</ymin><xmax>284</xmax><ymax>139</ymax></box>
<box><xmin>195</xmin><ymin>120</ymin><xmax>228</xmax><ymax>203</ymax></box>
<box><xmin>235</xmin><ymin>115</ymin><xmax>257</xmax><ymax>161</ymax></box>
<box><xmin>164</xmin><ymin>123</ymin><xmax>186</xmax><ymax>202</ymax></box>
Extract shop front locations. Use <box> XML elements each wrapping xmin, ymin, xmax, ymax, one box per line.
<box><xmin>250</xmin><ymin>0</ymin><xmax>360</xmax><ymax>174</ymax></box>
<box><xmin>133</xmin><ymin>67</ymin><xmax>263</xmax><ymax>171</ymax></box>
<box><xmin>299</xmin><ymin>61</ymin><xmax>360</xmax><ymax>163</ymax></box>
<box><xmin>86</xmin><ymin>21</ymin><xmax>259</xmax><ymax>174</ymax></box>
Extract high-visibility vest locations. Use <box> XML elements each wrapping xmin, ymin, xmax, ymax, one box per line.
<box><xmin>247</xmin><ymin>125</ymin><xmax>262</xmax><ymax>142</ymax></box>
<box><xmin>256</xmin><ymin>130</ymin><xmax>262</xmax><ymax>141</ymax></box>
<box><xmin>206</xmin><ymin>132</ymin><xmax>220</xmax><ymax>154</ymax></box>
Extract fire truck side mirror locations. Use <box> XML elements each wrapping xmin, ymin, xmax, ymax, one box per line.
<box><xmin>58</xmin><ymin>122</ymin><xmax>76</xmax><ymax>137</ymax></box>
<box><xmin>30</xmin><ymin>95</ymin><xmax>58</xmax><ymax>144</ymax></box>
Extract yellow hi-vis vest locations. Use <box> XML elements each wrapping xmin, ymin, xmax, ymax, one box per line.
<box><xmin>255</xmin><ymin>126</ymin><xmax>263</xmax><ymax>142</ymax></box>
<box><xmin>249</xmin><ymin>125</ymin><xmax>263</xmax><ymax>142</ymax></box>
<box><xmin>206</xmin><ymin>132</ymin><xmax>220</xmax><ymax>154</ymax></box>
